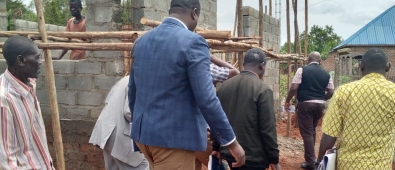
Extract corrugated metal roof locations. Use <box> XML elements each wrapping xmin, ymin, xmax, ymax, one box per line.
<box><xmin>334</xmin><ymin>5</ymin><xmax>395</xmax><ymax>50</ymax></box>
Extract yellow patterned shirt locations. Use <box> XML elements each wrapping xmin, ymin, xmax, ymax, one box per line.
<box><xmin>322</xmin><ymin>73</ymin><xmax>395</xmax><ymax>170</ymax></box>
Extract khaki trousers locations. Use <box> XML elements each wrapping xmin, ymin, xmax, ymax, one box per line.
<box><xmin>195</xmin><ymin>130</ymin><xmax>213</xmax><ymax>170</ymax></box>
<box><xmin>136</xmin><ymin>141</ymin><xmax>195</xmax><ymax>170</ymax></box>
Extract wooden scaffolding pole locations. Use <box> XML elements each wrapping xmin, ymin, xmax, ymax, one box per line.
<box><xmin>286</xmin><ymin>0</ymin><xmax>291</xmax><ymax>53</ymax></box>
<box><xmin>33</xmin><ymin>0</ymin><xmax>65</xmax><ymax>169</ymax></box>
<box><xmin>259</xmin><ymin>0</ymin><xmax>264</xmax><ymax>47</ymax></box>
<box><xmin>269</xmin><ymin>0</ymin><xmax>273</xmax><ymax>16</ymax></box>
<box><xmin>292</xmin><ymin>0</ymin><xmax>302</xmax><ymax>55</ymax></box>
<box><xmin>237</xmin><ymin>0</ymin><xmax>244</xmax><ymax>70</ymax></box>
<box><xmin>286</xmin><ymin>59</ymin><xmax>292</xmax><ymax>137</ymax></box>
<box><xmin>304</xmin><ymin>0</ymin><xmax>308</xmax><ymax>58</ymax></box>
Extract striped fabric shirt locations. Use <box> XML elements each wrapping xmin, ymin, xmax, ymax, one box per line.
<box><xmin>210</xmin><ymin>64</ymin><xmax>229</xmax><ymax>83</ymax></box>
<box><xmin>0</xmin><ymin>70</ymin><xmax>53</xmax><ymax>170</ymax></box>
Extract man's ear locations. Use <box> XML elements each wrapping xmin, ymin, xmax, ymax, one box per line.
<box><xmin>191</xmin><ymin>8</ymin><xmax>198</xmax><ymax>20</ymax></box>
<box><xmin>386</xmin><ymin>62</ymin><xmax>391</xmax><ymax>72</ymax></box>
<box><xmin>17</xmin><ymin>55</ymin><xmax>25</xmax><ymax>66</ymax></box>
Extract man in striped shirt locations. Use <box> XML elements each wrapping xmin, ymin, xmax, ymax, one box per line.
<box><xmin>0</xmin><ymin>36</ymin><xmax>54</xmax><ymax>169</ymax></box>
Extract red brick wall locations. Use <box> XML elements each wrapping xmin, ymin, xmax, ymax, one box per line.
<box><xmin>321</xmin><ymin>54</ymin><xmax>336</xmax><ymax>71</ymax></box>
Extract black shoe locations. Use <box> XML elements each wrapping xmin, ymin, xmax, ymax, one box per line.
<box><xmin>301</xmin><ymin>163</ymin><xmax>316</xmax><ymax>170</ymax></box>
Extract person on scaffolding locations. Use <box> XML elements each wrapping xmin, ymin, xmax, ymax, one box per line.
<box><xmin>53</xmin><ymin>0</ymin><xmax>86</xmax><ymax>60</ymax></box>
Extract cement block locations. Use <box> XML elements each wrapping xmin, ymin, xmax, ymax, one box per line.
<box><xmin>57</xmin><ymin>90</ymin><xmax>76</xmax><ymax>105</ymax></box>
<box><xmin>105</xmin><ymin>60</ymin><xmax>124</xmax><ymax>76</ymax></box>
<box><xmin>15</xmin><ymin>20</ymin><xmax>26</xmax><ymax>28</ymax></box>
<box><xmin>209</xmin><ymin>1</ymin><xmax>217</xmax><ymax>14</ymax></box>
<box><xmin>49</xmin><ymin>24</ymin><xmax>58</xmax><ymax>31</ymax></box>
<box><xmin>93</xmin><ymin>50</ymin><xmax>122</xmax><ymax>58</ymax></box>
<box><xmin>58</xmin><ymin>26</ymin><xmax>66</xmax><ymax>31</ymax></box>
<box><xmin>95</xmin><ymin>7</ymin><xmax>113</xmax><ymax>23</ymax></box>
<box><xmin>153</xmin><ymin>0</ymin><xmax>168</xmax><ymax>12</ymax></box>
<box><xmin>37</xmin><ymin>89</ymin><xmax>49</xmax><ymax>104</ymax></box>
<box><xmin>201</xmin><ymin>0</ymin><xmax>210</xmax><ymax>13</ymax></box>
<box><xmin>53</xmin><ymin>60</ymin><xmax>76</xmax><ymax>74</ymax></box>
<box><xmin>94</xmin><ymin>76</ymin><xmax>121</xmax><ymax>90</ymax></box>
<box><xmin>264</xmin><ymin>13</ymin><xmax>270</xmax><ymax>22</ymax></box>
<box><xmin>68</xmin><ymin>76</ymin><xmax>94</xmax><ymax>90</ymax></box>
<box><xmin>270</xmin><ymin>17</ymin><xmax>276</xmax><ymax>25</ymax></box>
<box><xmin>0</xmin><ymin>59</ymin><xmax>6</xmax><ymax>72</ymax></box>
<box><xmin>274</xmin><ymin>92</ymin><xmax>280</xmax><ymax>100</ymax></box>
<box><xmin>85</xmin><ymin>0</ymin><xmax>108</xmax><ymax>5</ymax></box>
<box><xmin>28</xmin><ymin>21</ymin><xmax>38</xmax><ymax>29</ymax></box>
<box><xmin>77</xmin><ymin>91</ymin><xmax>105</xmax><ymax>106</ymax></box>
<box><xmin>90</xmin><ymin>108</ymin><xmax>103</xmax><ymax>119</ymax></box>
<box><xmin>242</xmin><ymin>6</ymin><xmax>254</xmax><ymax>16</ymax></box>
<box><xmin>86</xmin><ymin>22</ymin><xmax>111</xmax><ymax>31</ymax></box>
<box><xmin>67</xmin><ymin>107</ymin><xmax>90</xmax><ymax>118</ymax></box>
<box><xmin>77</xmin><ymin>61</ymin><xmax>102</xmax><ymax>74</ymax></box>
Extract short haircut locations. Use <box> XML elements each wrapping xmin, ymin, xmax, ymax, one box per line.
<box><xmin>244</xmin><ymin>48</ymin><xmax>266</xmax><ymax>65</ymax></box>
<box><xmin>170</xmin><ymin>0</ymin><xmax>200</xmax><ymax>15</ymax></box>
<box><xmin>2</xmin><ymin>36</ymin><xmax>37</xmax><ymax>67</ymax></box>
<box><xmin>70</xmin><ymin>0</ymin><xmax>82</xmax><ymax>8</ymax></box>
<box><xmin>361</xmin><ymin>48</ymin><xmax>388</xmax><ymax>71</ymax></box>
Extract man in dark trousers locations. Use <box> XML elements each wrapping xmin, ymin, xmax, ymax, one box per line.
<box><xmin>129</xmin><ymin>0</ymin><xmax>245</xmax><ymax>169</ymax></box>
<box><xmin>215</xmin><ymin>48</ymin><xmax>281</xmax><ymax>170</ymax></box>
<box><xmin>285</xmin><ymin>51</ymin><xmax>334</xmax><ymax>170</ymax></box>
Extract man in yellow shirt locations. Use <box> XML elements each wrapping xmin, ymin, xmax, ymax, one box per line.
<box><xmin>318</xmin><ymin>48</ymin><xmax>395</xmax><ymax>170</ymax></box>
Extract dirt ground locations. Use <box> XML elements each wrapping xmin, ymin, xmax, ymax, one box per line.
<box><xmin>202</xmin><ymin>112</ymin><xmax>395</xmax><ymax>170</ymax></box>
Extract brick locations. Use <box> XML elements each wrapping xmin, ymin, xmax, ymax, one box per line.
<box><xmin>77</xmin><ymin>91</ymin><xmax>105</xmax><ymax>106</ymax></box>
<box><xmin>94</xmin><ymin>76</ymin><xmax>121</xmax><ymax>90</ymax></box>
<box><xmin>57</xmin><ymin>90</ymin><xmax>76</xmax><ymax>105</ymax></box>
<box><xmin>77</xmin><ymin>61</ymin><xmax>102</xmax><ymax>74</ymax></box>
<box><xmin>105</xmin><ymin>60</ymin><xmax>124</xmax><ymax>76</ymax></box>
<box><xmin>68</xmin><ymin>76</ymin><xmax>94</xmax><ymax>90</ymax></box>
<box><xmin>53</xmin><ymin>60</ymin><xmax>76</xmax><ymax>74</ymax></box>
<box><xmin>38</xmin><ymin>75</ymin><xmax>68</xmax><ymax>90</ymax></box>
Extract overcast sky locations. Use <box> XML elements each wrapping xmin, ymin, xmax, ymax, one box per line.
<box><xmin>21</xmin><ymin>0</ymin><xmax>394</xmax><ymax>45</ymax></box>
<box><xmin>217</xmin><ymin>0</ymin><xmax>394</xmax><ymax>45</ymax></box>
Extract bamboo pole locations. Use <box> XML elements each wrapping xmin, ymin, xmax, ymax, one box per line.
<box><xmin>33</xmin><ymin>0</ymin><xmax>65</xmax><ymax>169</ymax></box>
<box><xmin>259</xmin><ymin>0</ymin><xmax>264</xmax><ymax>47</ymax></box>
<box><xmin>237</xmin><ymin>0</ymin><xmax>244</xmax><ymax>70</ymax></box>
<box><xmin>304</xmin><ymin>0</ymin><xmax>308</xmax><ymax>58</ymax></box>
<box><xmin>140</xmin><ymin>18</ymin><xmax>207</xmax><ymax>31</ymax></box>
<box><xmin>286</xmin><ymin>0</ymin><xmax>291</xmax><ymax>53</ymax></box>
<box><xmin>286</xmin><ymin>59</ymin><xmax>292</xmax><ymax>137</ymax></box>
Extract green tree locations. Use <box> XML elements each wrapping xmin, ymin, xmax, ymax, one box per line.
<box><xmin>43</xmin><ymin>0</ymin><xmax>72</xmax><ymax>26</ymax></box>
<box><xmin>280</xmin><ymin>42</ymin><xmax>294</xmax><ymax>54</ymax></box>
<box><xmin>6</xmin><ymin>0</ymin><xmax>37</xmax><ymax>30</ymax></box>
<box><xmin>300</xmin><ymin>25</ymin><xmax>343</xmax><ymax>60</ymax></box>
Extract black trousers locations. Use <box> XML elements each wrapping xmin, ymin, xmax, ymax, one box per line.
<box><xmin>296</xmin><ymin>102</ymin><xmax>325</xmax><ymax>168</ymax></box>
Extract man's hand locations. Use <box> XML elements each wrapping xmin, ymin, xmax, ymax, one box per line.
<box><xmin>284</xmin><ymin>102</ymin><xmax>291</xmax><ymax>111</ymax></box>
<box><xmin>228</xmin><ymin>140</ymin><xmax>245</xmax><ymax>167</ymax></box>
<box><xmin>211</xmin><ymin>151</ymin><xmax>221</xmax><ymax>159</ymax></box>
<box><xmin>270</xmin><ymin>164</ymin><xmax>282</xmax><ymax>170</ymax></box>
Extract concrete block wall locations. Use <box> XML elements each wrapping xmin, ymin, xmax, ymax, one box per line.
<box><xmin>14</xmin><ymin>19</ymin><xmax>72</xmax><ymax>59</ymax></box>
<box><xmin>262</xmin><ymin>59</ymin><xmax>281</xmax><ymax>114</ymax></box>
<box><xmin>0</xmin><ymin>0</ymin><xmax>124</xmax><ymax>169</ymax></box>
<box><xmin>132</xmin><ymin>0</ymin><xmax>217</xmax><ymax>30</ymax></box>
<box><xmin>242</xmin><ymin>6</ymin><xmax>281</xmax><ymax>53</ymax></box>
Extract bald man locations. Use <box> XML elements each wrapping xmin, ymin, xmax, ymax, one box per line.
<box><xmin>285</xmin><ymin>52</ymin><xmax>334</xmax><ymax>170</ymax></box>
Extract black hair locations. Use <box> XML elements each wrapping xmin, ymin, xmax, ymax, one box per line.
<box><xmin>169</xmin><ymin>0</ymin><xmax>200</xmax><ymax>15</ymax></box>
<box><xmin>70</xmin><ymin>0</ymin><xmax>82</xmax><ymax>8</ymax></box>
<box><xmin>2</xmin><ymin>36</ymin><xmax>37</xmax><ymax>67</ymax></box>
<box><xmin>244</xmin><ymin>48</ymin><xmax>266</xmax><ymax>66</ymax></box>
<box><xmin>361</xmin><ymin>48</ymin><xmax>388</xmax><ymax>71</ymax></box>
